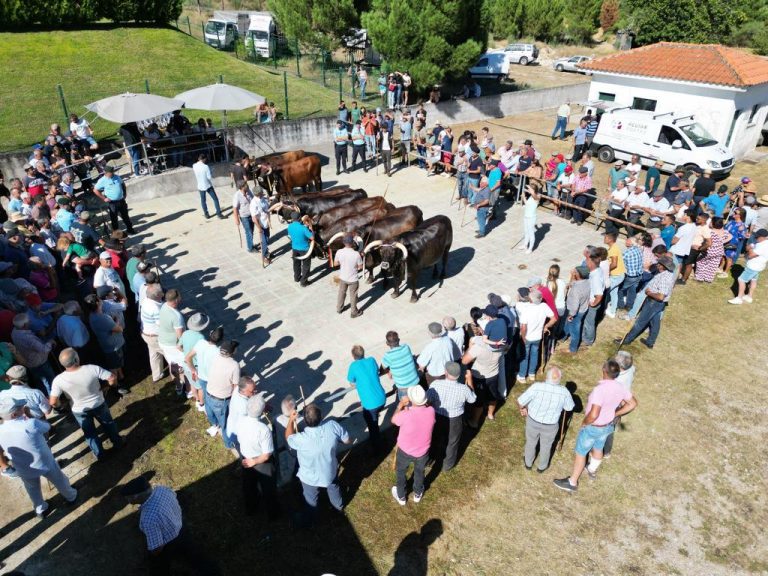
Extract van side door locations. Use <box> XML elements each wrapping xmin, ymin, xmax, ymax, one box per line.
<box><xmin>655</xmin><ymin>125</ymin><xmax>690</xmax><ymax>170</ymax></box>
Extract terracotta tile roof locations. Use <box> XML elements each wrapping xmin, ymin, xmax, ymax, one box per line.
<box><xmin>579</xmin><ymin>42</ymin><xmax>768</xmax><ymax>88</ymax></box>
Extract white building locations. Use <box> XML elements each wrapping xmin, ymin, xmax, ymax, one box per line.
<box><xmin>580</xmin><ymin>42</ymin><xmax>768</xmax><ymax>160</ymax></box>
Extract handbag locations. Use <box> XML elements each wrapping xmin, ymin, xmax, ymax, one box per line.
<box><xmin>723</xmin><ymin>243</ymin><xmax>737</xmax><ymax>252</ymax></box>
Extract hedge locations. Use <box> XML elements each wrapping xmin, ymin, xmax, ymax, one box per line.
<box><xmin>0</xmin><ymin>0</ymin><xmax>183</xmax><ymax>28</ymax></box>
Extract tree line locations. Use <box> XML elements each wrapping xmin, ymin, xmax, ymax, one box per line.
<box><xmin>0</xmin><ymin>0</ymin><xmax>183</xmax><ymax>27</ymax></box>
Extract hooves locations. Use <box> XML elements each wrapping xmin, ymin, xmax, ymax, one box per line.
<box><xmin>391</xmin><ymin>291</ymin><xmax>401</xmax><ymax>299</ymax></box>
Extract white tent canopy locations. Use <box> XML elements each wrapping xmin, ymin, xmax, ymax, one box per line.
<box><xmin>174</xmin><ymin>83</ymin><xmax>265</xmax><ymax>111</ymax></box>
<box><xmin>85</xmin><ymin>93</ymin><xmax>185</xmax><ymax>124</ymax></box>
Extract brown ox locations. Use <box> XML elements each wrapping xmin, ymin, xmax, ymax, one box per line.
<box><xmin>314</xmin><ymin>196</ymin><xmax>393</xmax><ymax>231</ymax></box>
<box><xmin>278</xmin><ymin>155</ymin><xmax>322</xmax><ymax>194</ymax></box>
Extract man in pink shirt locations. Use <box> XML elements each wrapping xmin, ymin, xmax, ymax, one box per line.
<box><xmin>391</xmin><ymin>385</ymin><xmax>435</xmax><ymax>505</ymax></box>
<box><xmin>554</xmin><ymin>359</ymin><xmax>637</xmax><ymax>493</ymax></box>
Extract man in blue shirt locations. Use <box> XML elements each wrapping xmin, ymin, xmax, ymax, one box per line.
<box><xmin>286</xmin><ymin>404</ymin><xmax>351</xmax><ymax>521</ymax></box>
<box><xmin>486</xmin><ymin>159</ymin><xmax>503</xmax><ymax>219</ymax></box>
<box><xmin>347</xmin><ymin>345</ymin><xmax>386</xmax><ymax>453</ymax></box>
<box><xmin>350</xmin><ymin>120</ymin><xmax>367</xmax><ymax>173</ymax></box>
<box><xmin>699</xmin><ymin>186</ymin><xmax>730</xmax><ymax>217</ymax></box>
<box><xmin>287</xmin><ymin>211</ymin><xmax>313</xmax><ymax>286</ymax></box>
<box><xmin>333</xmin><ymin>120</ymin><xmax>349</xmax><ymax>175</ymax></box>
<box><xmin>381</xmin><ymin>330</ymin><xmax>420</xmax><ymax>399</ymax></box>
<box><xmin>399</xmin><ymin>113</ymin><xmax>412</xmax><ymax>167</ymax></box>
<box><xmin>94</xmin><ymin>165</ymin><xmax>134</xmax><ymax>234</ymax></box>
<box><xmin>572</xmin><ymin>118</ymin><xmax>588</xmax><ymax>162</ymax></box>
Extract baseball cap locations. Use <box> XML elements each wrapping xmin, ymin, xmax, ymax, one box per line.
<box><xmin>99</xmin><ymin>251</ymin><xmax>112</xmax><ymax>260</ymax></box>
<box><xmin>407</xmin><ymin>385</ymin><xmax>427</xmax><ymax>406</ymax></box>
<box><xmin>0</xmin><ymin>397</ymin><xmax>26</xmax><ymax>418</ymax></box>
<box><xmin>6</xmin><ymin>365</ymin><xmax>27</xmax><ymax>384</ymax></box>
<box><xmin>96</xmin><ymin>285</ymin><xmax>114</xmax><ymax>298</ymax></box>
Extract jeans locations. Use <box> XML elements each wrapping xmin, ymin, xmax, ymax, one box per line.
<box><xmin>517</xmin><ymin>339</ymin><xmax>541</xmax><ymax>378</ymax></box>
<box><xmin>29</xmin><ymin>361</ymin><xmax>56</xmax><ymax>395</ymax></box>
<box><xmin>292</xmin><ymin>249</ymin><xmax>311</xmax><ymax>284</ymax></box>
<box><xmin>432</xmin><ymin>414</ymin><xmax>463</xmax><ymax>471</ymax></box>
<box><xmin>365</xmin><ymin>134</ymin><xmax>376</xmax><ymax>159</ymax></box>
<box><xmin>301</xmin><ymin>478</ymin><xmax>343</xmax><ymax>512</ymax></box>
<box><xmin>334</xmin><ymin>143</ymin><xmax>348</xmax><ymax>173</ymax></box>
<box><xmin>524</xmin><ymin>416</ymin><xmax>559</xmax><ymax>471</ymax></box>
<box><xmin>73</xmin><ymin>402</ymin><xmax>122</xmax><ymax>459</ymax></box>
<box><xmin>624</xmin><ymin>297</ymin><xmax>666</xmax><ymax>347</ymax></box>
<box><xmin>582</xmin><ymin>305</ymin><xmax>599</xmax><ymax>346</ymax></box>
<box><xmin>627</xmin><ymin>287</ymin><xmax>647</xmax><ymax>320</ymax></box>
<box><xmin>242</xmin><ymin>461</ymin><xmax>279</xmax><ymax>519</ymax></box>
<box><xmin>204</xmin><ymin>393</ymin><xmax>233</xmax><ymax>448</ymax></box>
<box><xmin>395</xmin><ymin>447</ymin><xmax>428</xmax><ymax>500</ymax></box>
<box><xmin>552</xmin><ymin>115</ymin><xmax>567</xmax><ymax>139</ymax></box>
<box><xmin>22</xmin><ymin>465</ymin><xmax>77</xmax><ymax>515</ymax></box>
<box><xmin>607</xmin><ymin>273</ymin><xmax>625</xmax><ymax>316</ymax></box>
<box><xmin>107</xmin><ymin>199</ymin><xmax>134</xmax><ymax>233</ymax></box>
<box><xmin>240</xmin><ymin>218</ymin><xmax>254</xmax><ymax>252</ymax></box>
<box><xmin>361</xmin><ymin>406</ymin><xmax>382</xmax><ymax>452</ymax></box>
<box><xmin>563</xmin><ymin>311</ymin><xmax>585</xmax><ymax>353</ymax></box>
<box><xmin>128</xmin><ymin>145</ymin><xmax>141</xmax><ymax>175</ymax></box>
<box><xmin>524</xmin><ymin>216</ymin><xmax>536</xmax><ymax>250</ymax></box>
<box><xmin>476</xmin><ymin>206</ymin><xmax>489</xmax><ymax>236</ymax></box>
<box><xmin>457</xmin><ymin>172</ymin><xmax>467</xmax><ymax>198</ymax></box>
<box><xmin>359</xmin><ymin>79</ymin><xmax>366</xmax><ymax>99</ymax></box>
<box><xmin>198</xmin><ymin>187</ymin><xmax>221</xmax><ymax>217</ymax></box>
<box><xmin>417</xmin><ymin>144</ymin><xmax>427</xmax><ymax>169</ymax></box>
<box><xmin>257</xmin><ymin>225</ymin><xmax>270</xmax><ymax>258</ymax></box>
<box><xmin>574</xmin><ymin>423</ymin><xmax>615</xmax><ymax>456</ymax></box>
<box><xmin>618</xmin><ymin>275</ymin><xmax>642</xmax><ymax>311</ymax></box>
<box><xmin>572</xmin><ymin>194</ymin><xmax>590</xmax><ymax>223</ymax></box>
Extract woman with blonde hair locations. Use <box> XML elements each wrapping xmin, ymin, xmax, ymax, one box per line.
<box><xmin>547</xmin><ymin>264</ymin><xmax>567</xmax><ymax>345</ymax></box>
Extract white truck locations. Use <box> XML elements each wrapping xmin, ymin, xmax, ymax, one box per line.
<box><xmin>245</xmin><ymin>12</ymin><xmax>278</xmax><ymax>58</ymax></box>
<box><xmin>204</xmin><ymin>11</ymin><xmax>256</xmax><ymax>51</ymax></box>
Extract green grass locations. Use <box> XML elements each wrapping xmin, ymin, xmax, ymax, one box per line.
<box><xmin>0</xmin><ymin>27</ymin><xmax>341</xmax><ymax>152</ymax></box>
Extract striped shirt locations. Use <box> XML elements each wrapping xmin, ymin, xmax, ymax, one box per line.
<box><xmin>139</xmin><ymin>486</ymin><xmax>183</xmax><ymax>551</ymax></box>
<box><xmin>381</xmin><ymin>344</ymin><xmax>420</xmax><ymax>388</ymax></box>
<box><xmin>623</xmin><ymin>245</ymin><xmax>644</xmax><ymax>277</ymax></box>
<box><xmin>140</xmin><ymin>298</ymin><xmax>162</xmax><ymax>336</ymax></box>
<box><xmin>646</xmin><ymin>270</ymin><xmax>675</xmax><ymax>302</ymax></box>
<box><xmin>426</xmin><ymin>379</ymin><xmax>476</xmax><ymax>418</ymax></box>
<box><xmin>517</xmin><ymin>381</ymin><xmax>575</xmax><ymax>425</ymax></box>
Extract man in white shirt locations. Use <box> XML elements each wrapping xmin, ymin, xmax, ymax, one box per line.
<box><xmin>606</xmin><ymin>179</ymin><xmax>629</xmax><ymax>235</ymax></box>
<box><xmin>515</xmin><ymin>290</ymin><xmax>556</xmax><ymax>383</ymax></box>
<box><xmin>669</xmin><ymin>209</ymin><xmax>697</xmax><ymax>280</ymax></box>
<box><xmin>140</xmin><ymin>284</ymin><xmax>165</xmax><ymax>383</ymax></box>
<box><xmin>236</xmin><ymin>394</ymin><xmax>279</xmax><ymax>519</ymax></box>
<box><xmin>93</xmin><ymin>252</ymin><xmax>125</xmax><ymax>295</ymax></box>
<box><xmin>730</xmin><ymin>229</ymin><xmax>768</xmax><ymax>304</ymax></box>
<box><xmin>333</xmin><ymin>236</ymin><xmax>363</xmax><ymax>318</ymax></box>
<box><xmin>644</xmin><ymin>190</ymin><xmax>673</xmax><ymax>229</ymax></box>
<box><xmin>192</xmin><ymin>154</ymin><xmax>224</xmax><ymax>220</ymax></box>
<box><xmin>626</xmin><ymin>185</ymin><xmax>650</xmax><ymax>229</ymax></box>
<box><xmin>226</xmin><ymin>376</ymin><xmax>256</xmax><ymax>455</ymax></box>
<box><xmin>418</xmin><ymin>322</ymin><xmax>458</xmax><ymax>384</ymax></box>
<box><xmin>552</xmin><ymin>101</ymin><xmax>570</xmax><ymax>140</ymax></box>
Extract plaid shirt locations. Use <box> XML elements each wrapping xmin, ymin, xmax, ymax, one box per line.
<box><xmin>517</xmin><ymin>381</ymin><xmax>575</xmax><ymax>425</ymax></box>
<box><xmin>139</xmin><ymin>486</ymin><xmax>183</xmax><ymax>551</ymax></box>
<box><xmin>623</xmin><ymin>246</ymin><xmax>644</xmax><ymax>277</ymax></box>
<box><xmin>646</xmin><ymin>270</ymin><xmax>675</xmax><ymax>302</ymax></box>
<box><xmin>427</xmin><ymin>379</ymin><xmax>477</xmax><ymax>418</ymax></box>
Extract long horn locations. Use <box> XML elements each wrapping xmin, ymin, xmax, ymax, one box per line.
<box><xmin>363</xmin><ymin>240</ymin><xmax>383</xmax><ymax>255</ymax></box>
<box><xmin>393</xmin><ymin>241</ymin><xmax>408</xmax><ymax>262</ymax></box>
<box><xmin>354</xmin><ymin>235</ymin><xmax>364</xmax><ymax>248</ymax></box>
<box><xmin>269</xmin><ymin>202</ymin><xmax>283</xmax><ymax>213</ymax></box>
<box><xmin>296</xmin><ymin>238</ymin><xmax>315</xmax><ymax>260</ymax></box>
<box><xmin>327</xmin><ymin>231</ymin><xmax>345</xmax><ymax>247</ymax></box>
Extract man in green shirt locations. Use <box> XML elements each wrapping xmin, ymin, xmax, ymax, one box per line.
<box><xmin>158</xmin><ymin>289</ymin><xmax>186</xmax><ymax>395</ymax></box>
<box><xmin>645</xmin><ymin>159</ymin><xmax>663</xmax><ymax>195</ymax></box>
<box><xmin>179</xmin><ymin>312</ymin><xmax>209</xmax><ymax>411</ymax></box>
<box><xmin>125</xmin><ymin>244</ymin><xmax>146</xmax><ymax>296</ymax></box>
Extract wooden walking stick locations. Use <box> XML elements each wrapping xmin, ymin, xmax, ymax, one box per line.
<box><xmin>557</xmin><ymin>411</ymin><xmax>568</xmax><ymax>452</ymax></box>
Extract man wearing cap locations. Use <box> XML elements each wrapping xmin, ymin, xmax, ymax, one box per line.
<box><xmin>729</xmin><ymin>228</ymin><xmax>768</xmax><ymax>305</ymax></box>
<box><xmin>69</xmin><ymin>210</ymin><xmax>102</xmax><ymax>252</ymax></box>
<box><xmin>205</xmin><ymin>340</ymin><xmax>240</xmax><ymax>445</ymax></box>
<box><xmin>287</xmin><ymin>211</ymin><xmax>314</xmax><ymax>287</ymax></box>
<box><xmin>418</xmin><ymin>322</ymin><xmax>459</xmax><ymax>385</ymax></box>
<box><xmin>333</xmin><ymin>119</ymin><xmax>350</xmax><ymax>175</ymax></box>
<box><xmin>551</xmin><ymin>100</ymin><xmax>570</xmax><ymax>141</ymax></box>
<box><xmin>644</xmin><ymin>189</ymin><xmax>673</xmax><ymax>229</ymax></box>
<box><xmin>94</xmin><ymin>166</ymin><xmax>134</xmax><ymax>234</ymax></box>
<box><xmin>0</xmin><ymin>365</ymin><xmax>51</xmax><ymax>419</ymax></box>
<box><xmin>334</xmin><ymin>235</ymin><xmax>363</xmax><ymax>318</ymax></box>
<box><xmin>11</xmin><ymin>313</ymin><xmax>55</xmax><ymax>394</ymax></box>
<box><xmin>427</xmin><ymin>361</ymin><xmax>476</xmax><ymax>472</ymax></box>
<box><xmin>618</xmin><ymin>255</ymin><xmax>676</xmax><ymax>348</ymax></box>
<box><xmin>93</xmin><ymin>251</ymin><xmax>126</xmax><ymax>295</ymax></box>
<box><xmin>391</xmin><ymin>386</ymin><xmax>435</xmax><ymax>505</ymax></box>
<box><xmin>236</xmin><ymin>394</ymin><xmax>279</xmax><ymax>520</ymax></box>
<box><xmin>662</xmin><ymin>166</ymin><xmax>686</xmax><ymax>204</ymax></box>
<box><xmin>54</xmin><ymin>196</ymin><xmax>76</xmax><ymax>232</ymax></box>
<box><xmin>517</xmin><ymin>365</ymin><xmax>573</xmax><ymax>472</ymax></box>
<box><xmin>0</xmin><ymin>396</ymin><xmax>78</xmax><ymax>517</ymax></box>
<box><xmin>286</xmin><ymin>403</ymin><xmax>351</xmax><ymax>517</ymax></box>
<box><xmin>381</xmin><ymin>330</ymin><xmax>420</xmax><ymax>399</ymax></box>
<box><xmin>347</xmin><ymin>345</ymin><xmax>386</xmax><ymax>453</ymax></box>
<box><xmin>126</xmin><ymin>244</ymin><xmax>146</xmax><ymax>295</ymax></box>
<box><xmin>608</xmin><ymin>160</ymin><xmax>629</xmax><ymax>191</ymax></box>
<box><xmin>51</xmin><ymin>348</ymin><xmax>123</xmax><ymax>458</ymax></box>
<box><xmin>22</xmin><ymin>163</ymin><xmax>47</xmax><ymax>198</ymax></box>
<box><xmin>192</xmin><ymin>154</ymin><xmax>224</xmax><ymax>220</ymax></box>
<box><xmin>179</xmin><ymin>312</ymin><xmax>209</xmax><ymax>411</ymax></box>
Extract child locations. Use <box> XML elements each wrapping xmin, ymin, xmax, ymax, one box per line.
<box><xmin>57</xmin><ymin>236</ymin><xmax>97</xmax><ymax>279</ymax></box>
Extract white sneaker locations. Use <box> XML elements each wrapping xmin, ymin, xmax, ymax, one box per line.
<box><xmin>525</xmin><ymin>249</ymin><xmax>532</xmax><ymax>254</ymax></box>
<box><xmin>186</xmin><ymin>391</ymin><xmax>195</xmax><ymax>399</ymax></box>
<box><xmin>605</xmin><ymin>310</ymin><xmax>616</xmax><ymax>319</ymax></box>
<box><xmin>206</xmin><ymin>425</ymin><xmax>220</xmax><ymax>437</ymax></box>
<box><xmin>413</xmin><ymin>491</ymin><xmax>423</xmax><ymax>503</ymax></box>
<box><xmin>516</xmin><ymin>376</ymin><xmax>527</xmax><ymax>384</ymax></box>
<box><xmin>196</xmin><ymin>403</ymin><xmax>206</xmax><ymax>413</ymax></box>
<box><xmin>728</xmin><ymin>297</ymin><xmax>743</xmax><ymax>305</ymax></box>
<box><xmin>391</xmin><ymin>486</ymin><xmax>406</xmax><ymax>506</ymax></box>
<box><xmin>117</xmin><ymin>388</ymin><xmax>129</xmax><ymax>396</ymax></box>
<box><xmin>743</xmin><ymin>295</ymin><xmax>753</xmax><ymax>303</ymax></box>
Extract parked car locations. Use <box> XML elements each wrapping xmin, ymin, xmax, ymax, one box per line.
<box><xmin>490</xmin><ymin>43</ymin><xmax>539</xmax><ymax>66</ymax></box>
<box><xmin>553</xmin><ymin>55</ymin><xmax>593</xmax><ymax>73</ymax></box>
<box><xmin>469</xmin><ymin>52</ymin><xmax>510</xmax><ymax>81</ymax></box>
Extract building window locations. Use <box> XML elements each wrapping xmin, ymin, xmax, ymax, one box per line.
<box><xmin>598</xmin><ymin>92</ymin><xmax>615</xmax><ymax>102</ymax></box>
<box><xmin>632</xmin><ymin>97</ymin><xmax>657</xmax><ymax>111</ymax></box>
<box><xmin>726</xmin><ymin>109</ymin><xmax>742</xmax><ymax>146</ymax></box>
<box><xmin>748</xmin><ymin>104</ymin><xmax>761</xmax><ymax>124</ymax></box>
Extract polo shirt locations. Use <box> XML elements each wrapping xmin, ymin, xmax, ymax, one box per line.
<box><xmin>588</xmin><ymin>267</ymin><xmax>604</xmax><ymax>303</ymax></box>
<box><xmin>392</xmin><ymin>406</ymin><xmax>435</xmax><ymax>458</ymax></box>
<box><xmin>95</xmin><ymin>175</ymin><xmax>124</xmax><ymax>201</ymax></box>
<box><xmin>287</xmin><ymin>221</ymin><xmax>313</xmax><ymax>251</ymax></box>
<box><xmin>661</xmin><ymin>225</ymin><xmax>676</xmax><ymax>249</ymax></box>
<box><xmin>125</xmin><ymin>257</ymin><xmax>141</xmax><ymax>291</ymax></box>
<box><xmin>333</xmin><ymin>127</ymin><xmax>348</xmax><ymax>145</ymax></box>
<box><xmin>347</xmin><ymin>357</ymin><xmax>386</xmax><ymax>410</ymax></box>
<box><xmin>417</xmin><ymin>336</ymin><xmax>456</xmax><ymax>377</ymax></box>
<box><xmin>483</xmin><ymin>317</ymin><xmax>507</xmax><ymax>346</ymax></box>
<box><xmin>381</xmin><ymin>344</ymin><xmax>419</xmax><ymax>388</ymax></box>
<box><xmin>487</xmin><ymin>167</ymin><xmax>502</xmax><ymax>192</ymax></box>
<box><xmin>573</xmin><ymin>126</ymin><xmax>587</xmax><ymax>145</ymax></box>
<box><xmin>192</xmin><ymin>339</ymin><xmax>219</xmax><ymax>380</ymax></box>
<box><xmin>206</xmin><ymin>354</ymin><xmax>239</xmax><ymax>399</ymax></box>
<box><xmin>236</xmin><ymin>417</ymin><xmax>273</xmax><ymax>459</ymax></box>
<box><xmin>158</xmin><ymin>304</ymin><xmax>184</xmax><ymax>347</ymax></box>
<box><xmin>287</xmin><ymin>420</ymin><xmax>349</xmax><ymax>487</ymax></box>
<box><xmin>645</xmin><ymin>166</ymin><xmax>661</xmax><ymax>193</ymax></box>
<box><xmin>90</xmin><ymin>313</ymin><xmax>124</xmax><ymax>353</ymax></box>
<box><xmin>609</xmin><ymin>168</ymin><xmax>629</xmax><ymax>190</ymax></box>
<box><xmin>701</xmin><ymin>194</ymin><xmax>729</xmax><ymax>217</ymax></box>
<box><xmin>56</xmin><ymin>209</ymin><xmax>75</xmax><ymax>232</ymax></box>
<box><xmin>607</xmin><ymin>243</ymin><xmax>626</xmax><ymax>276</ymax></box>
<box><xmin>585</xmin><ymin>379</ymin><xmax>633</xmax><ymax>426</ymax></box>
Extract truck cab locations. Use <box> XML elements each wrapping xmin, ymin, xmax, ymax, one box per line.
<box><xmin>204</xmin><ymin>19</ymin><xmax>239</xmax><ymax>50</ymax></box>
<box><xmin>245</xmin><ymin>13</ymin><xmax>276</xmax><ymax>58</ymax></box>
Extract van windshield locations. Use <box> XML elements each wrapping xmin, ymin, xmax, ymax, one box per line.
<box><xmin>679</xmin><ymin>122</ymin><xmax>717</xmax><ymax>147</ymax></box>
<box><xmin>250</xmin><ymin>30</ymin><xmax>269</xmax><ymax>40</ymax></box>
<box><xmin>205</xmin><ymin>21</ymin><xmax>227</xmax><ymax>34</ymax></box>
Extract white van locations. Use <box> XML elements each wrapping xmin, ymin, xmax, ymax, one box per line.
<box><xmin>491</xmin><ymin>43</ymin><xmax>539</xmax><ymax>66</ymax></box>
<box><xmin>591</xmin><ymin>109</ymin><xmax>735</xmax><ymax>177</ymax></box>
<box><xmin>469</xmin><ymin>52</ymin><xmax>510</xmax><ymax>81</ymax></box>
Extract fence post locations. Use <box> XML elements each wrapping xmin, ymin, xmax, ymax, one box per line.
<box><xmin>321</xmin><ymin>52</ymin><xmax>326</xmax><ymax>87</ymax></box>
<box><xmin>283</xmin><ymin>71</ymin><xmax>289</xmax><ymax>121</ymax></box>
<box><xmin>219</xmin><ymin>74</ymin><xmax>224</xmax><ymax>84</ymax></box>
<box><xmin>338</xmin><ymin>67</ymin><xmax>343</xmax><ymax>103</ymax></box>
<box><xmin>144</xmin><ymin>79</ymin><xmax>150</xmax><ymax>94</ymax></box>
<box><xmin>295</xmin><ymin>39</ymin><xmax>301</xmax><ymax>77</ymax></box>
<box><xmin>201</xmin><ymin>23</ymin><xmax>205</xmax><ymax>41</ymax></box>
<box><xmin>187</xmin><ymin>16</ymin><xmax>192</xmax><ymax>36</ymax></box>
<box><xmin>56</xmin><ymin>84</ymin><xmax>69</xmax><ymax>123</ymax></box>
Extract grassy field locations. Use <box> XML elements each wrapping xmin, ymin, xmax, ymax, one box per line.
<box><xmin>0</xmin><ymin>26</ymin><xmax>341</xmax><ymax>152</ymax></box>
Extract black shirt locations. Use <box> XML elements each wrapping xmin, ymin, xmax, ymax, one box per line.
<box><xmin>231</xmin><ymin>164</ymin><xmax>248</xmax><ymax>188</ymax></box>
<box><xmin>693</xmin><ymin>176</ymin><xmax>715</xmax><ymax>199</ymax></box>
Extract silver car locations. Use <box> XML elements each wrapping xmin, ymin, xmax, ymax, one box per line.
<box><xmin>552</xmin><ymin>55</ymin><xmax>592</xmax><ymax>73</ymax></box>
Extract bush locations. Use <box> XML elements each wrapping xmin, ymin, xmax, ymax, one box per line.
<box><xmin>0</xmin><ymin>0</ymin><xmax>182</xmax><ymax>28</ymax></box>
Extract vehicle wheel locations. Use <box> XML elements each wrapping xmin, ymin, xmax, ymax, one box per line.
<box><xmin>684</xmin><ymin>164</ymin><xmax>700</xmax><ymax>175</ymax></box>
<box><xmin>597</xmin><ymin>146</ymin><xmax>615</xmax><ymax>163</ymax></box>
<box><xmin>556</xmin><ymin>64</ymin><xmax>564</xmax><ymax>72</ymax></box>
<box><xmin>519</xmin><ymin>57</ymin><xmax>529</xmax><ymax>66</ymax></box>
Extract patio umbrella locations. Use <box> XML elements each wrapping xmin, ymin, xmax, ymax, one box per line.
<box><xmin>85</xmin><ymin>92</ymin><xmax>185</xmax><ymax>123</ymax></box>
<box><xmin>175</xmin><ymin>83</ymin><xmax>266</xmax><ymax>161</ymax></box>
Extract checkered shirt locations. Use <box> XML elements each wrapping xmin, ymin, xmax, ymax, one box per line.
<box><xmin>646</xmin><ymin>270</ymin><xmax>675</xmax><ymax>302</ymax></box>
<box><xmin>517</xmin><ymin>382</ymin><xmax>575</xmax><ymax>425</ymax></box>
<box><xmin>623</xmin><ymin>246</ymin><xmax>644</xmax><ymax>277</ymax></box>
<box><xmin>139</xmin><ymin>486</ymin><xmax>183</xmax><ymax>551</ymax></box>
<box><xmin>427</xmin><ymin>379</ymin><xmax>477</xmax><ymax>418</ymax></box>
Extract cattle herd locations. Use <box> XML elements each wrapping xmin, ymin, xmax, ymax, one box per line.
<box><xmin>249</xmin><ymin>149</ymin><xmax>453</xmax><ymax>303</ymax></box>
